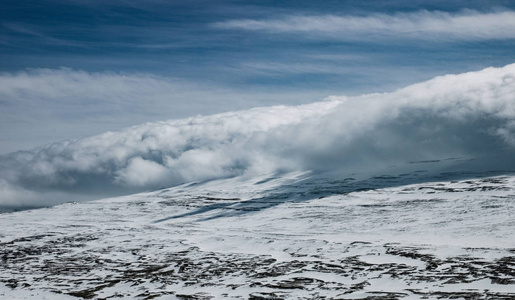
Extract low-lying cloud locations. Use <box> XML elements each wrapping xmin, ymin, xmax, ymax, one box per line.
<box><xmin>1</xmin><ymin>64</ymin><xmax>515</xmax><ymax>207</ymax></box>
<box><xmin>214</xmin><ymin>10</ymin><xmax>515</xmax><ymax>41</ymax></box>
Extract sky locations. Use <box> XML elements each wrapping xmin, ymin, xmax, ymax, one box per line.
<box><xmin>1</xmin><ymin>0</ymin><xmax>515</xmax><ymax>154</ymax></box>
<box><xmin>1</xmin><ymin>1</ymin><xmax>515</xmax><ymax>208</ymax></box>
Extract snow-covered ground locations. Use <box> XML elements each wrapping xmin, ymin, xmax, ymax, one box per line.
<box><xmin>1</xmin><ymin>171</ymin><xmax>514</xmax><ymax>299</ymax></box>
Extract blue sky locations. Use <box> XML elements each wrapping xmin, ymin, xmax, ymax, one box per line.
<box><xmin>1</xmin><ymin>0</ymin><xmax>515</xmax><ymax>153</ymax></box>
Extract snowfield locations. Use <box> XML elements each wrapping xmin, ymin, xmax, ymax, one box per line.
<box><xmin>0</xmin><ymin>171</ymin><xmax>514</xmax><ymax>299</ymax></box>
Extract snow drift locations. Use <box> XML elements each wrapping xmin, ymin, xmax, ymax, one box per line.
<box><xmin>1</xmin><ymin>64</ymin><xmax>515</xmax><ymax>207</ymax></box>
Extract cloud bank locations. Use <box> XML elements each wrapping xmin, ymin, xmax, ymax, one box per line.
<box><xmin>214</xmin><ymin>10</ymin><xmax>515</xmax><ymax>41</ymax></box>
<box><xmin>1</xmin><ymin>64</ymin><xmax>515</xmax><ymax>207</ymax></box>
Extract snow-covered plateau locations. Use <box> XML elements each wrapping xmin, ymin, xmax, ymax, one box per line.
<box><xmin>1</xmin><ymin>170</ymin><xmax>514</xmax><ymax>299</ymax></box>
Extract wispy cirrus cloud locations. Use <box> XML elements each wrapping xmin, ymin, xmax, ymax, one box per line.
<box><xmin>238</xmin><ymin>61</ymin><xmax>352</xmax><ymax>76</ymax></box>
<box><xmin>214</xmin><ymin>10</ymin><xmax>515</xmax><ymax>41</ymax></box>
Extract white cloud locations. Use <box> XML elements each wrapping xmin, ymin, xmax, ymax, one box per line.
<box><xmin>115</xmin><ymin>157</ymin><xmax>171</xmax><ymax>187</ymax></box>
<box><xmin>1</xmin><ymin>63</ymin><xmax>515</xmax><ymax>207</ymax></box>
<box><xmin>214</xmin><ymin>10</ymin><xmax>515</xmax><ymax>41</ymax></box>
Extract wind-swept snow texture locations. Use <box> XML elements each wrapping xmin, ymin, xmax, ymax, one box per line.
<box><xmin>1</xmin><ymin>63</ymin><xmax>515</xmax><ymax>209</ymax></box>
<box><xmin>0</xmin><ymin>172</ymin><xmax>514</xmax><ymax>299</ymax></box>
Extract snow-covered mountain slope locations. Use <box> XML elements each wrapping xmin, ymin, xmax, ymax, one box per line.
<box><xmin>1</xmin><ymin>64</ymin><xmax>514</xmax><ymax>299</ymax></box>
<box><xmin>1</xmin><ymin>171</ymin><xmax>514</xmax><ymax>299</ymax></box>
